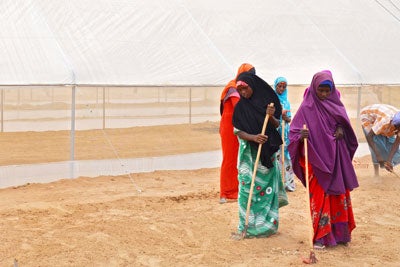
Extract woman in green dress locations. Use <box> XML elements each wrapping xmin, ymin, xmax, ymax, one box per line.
<box><xmin>232</xmin><ymin>72</ymin><xmax>288</xmax><ymax>238</ymax></box>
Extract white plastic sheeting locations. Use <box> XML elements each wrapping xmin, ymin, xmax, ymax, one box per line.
<box><xmin>1</xmin><ymin>0</ymin><xmax>400</xmax><ymax>85</ymax></box>
<box><xmin>0</xmin><ymin>145</ymin><xmax>372</xmax><ymax>189</ymax></box>
<box><xmin>0</xmin><ymin>150</ymin><xmax>223</xmax><ymax>188</ymax></box>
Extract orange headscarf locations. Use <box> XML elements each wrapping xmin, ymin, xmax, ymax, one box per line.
<box><xmin>236</xmin><ymin>63</ymin><xmax>255</xmax><ymax>79</ymax></box>
<box><xmin>220</xmin><ymin>63</ymin><xmax>255</xmax><ymax>101</ymax></box>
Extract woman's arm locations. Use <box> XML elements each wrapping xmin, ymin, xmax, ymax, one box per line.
<box><xmin>365</xmin><ymin>130</ymin><xmax>385</xmax><ymax>166</ymax></box>
<box><xmin>269</xmin><ymin>116</ymin><xmax>280</xmax><ymax>128</ymax></box>
<box><xmin>266</xmin><ymin>104</ymin><xmax>280</xmax><ymax>128</ymax></box>
<box><xmin>385</xmin><ymin>133</ymin><xmax>400</xmax><ymax>171</ymax></box>
<box><xmin>237</xmin><ymin>131</ymin><xmax>268</xmax><ymax>144</ymax></box>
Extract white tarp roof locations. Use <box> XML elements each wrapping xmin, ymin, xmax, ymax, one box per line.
<box><xmin>1</xmin><ymin>0</ymin><xmax>400</xmax><ymax>86</ymax></box>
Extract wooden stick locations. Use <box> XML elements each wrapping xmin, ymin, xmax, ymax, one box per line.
<box><xmin>281</xmin><ymin>116</ymin><xmax>286</xmax><ymax>185</ymax></box>
<box><xmin>241</xmin><ymin>103</ymin><xmax>274</xmax><ymax>238</ymax></box>
<box><xmin>303</xmin><ymin>124</ymin><xmax>317</xmax><ymax>263</ymax></box>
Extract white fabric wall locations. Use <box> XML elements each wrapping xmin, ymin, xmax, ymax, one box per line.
<box><xmin>1</xmin><ymin>0</ymin><xmax>400</xmax><ymax>86</ymax></box>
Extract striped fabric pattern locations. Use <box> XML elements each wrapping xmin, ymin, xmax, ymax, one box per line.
<box><xmin>360</xmin><ymin>104</ymin><xmax>399</xmax><ymax>137</ymax></box>
<box><xmin>234</xmin><ymin>129</ymin><xmax>288</xmax><ymax>237</ymax></box>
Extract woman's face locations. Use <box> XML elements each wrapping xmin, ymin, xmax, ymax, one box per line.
<box><xmin>237</xmin><ymin>84</ymin><xmax>253</xmax><ymax>99</ymax></box>
<box><xmin>316</xmin><ymin>85</ymin><xmax>331</xmax><ymax>101</ymax></box>
<box><xmin>276</xmin><ymin>82</ymin><xmax>287</xmax><ymax>95</ymax></box>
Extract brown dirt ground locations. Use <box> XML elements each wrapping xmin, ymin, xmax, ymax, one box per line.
<box><xmin>0</xmin><ymin>122</ymin><xmax>400</xmax><ymax>266</ymax></box>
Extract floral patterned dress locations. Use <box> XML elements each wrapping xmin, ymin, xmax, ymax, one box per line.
<box><xmin>235</xmin><ymin>128</ymin><xmax>288</xmax><ymax>237</ymax></box>
<box><xmin>300</xmin><ymin>157</ymin><xmax>356</xmax><ymax>245</ymax></box>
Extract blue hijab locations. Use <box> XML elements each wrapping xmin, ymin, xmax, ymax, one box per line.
<box><xmin>273</xmin><ymin>77</ymin><xmax>291</xmax><ymax>116</ymax></box>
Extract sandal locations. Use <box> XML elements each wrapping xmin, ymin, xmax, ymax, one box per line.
<box><xmin>219</xmin><ymin>198</ymin><xmax>227</xmax><ymax>204</ymax></box>
<box><xmin>230</xmin><ymin>232</ymin><xmax>245</xmax><ymax>240</ymax></box>
<box><xmin>313</xmin><ymin>242</ymin><xmax>325</xmax><ymax>250</ymax></box>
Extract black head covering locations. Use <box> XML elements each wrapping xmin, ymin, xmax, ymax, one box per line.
<box><xmin>232</xmin><ymin>72</ymin><xmax>282</xmax><ymax>168</ymax></box>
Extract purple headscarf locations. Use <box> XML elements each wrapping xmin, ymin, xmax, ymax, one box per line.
<box><xmin>288</xmin><ymin>70</ymin><xmax>359</xmax><ymax>194</ymax></box>
<box><xmin>302</xmin><ymin>70</ymin><xmax>341</xmax><ymax>98</ymax></box>
<box><xmin>393</xmin><ymin>111</ymin><xmax>400</xmax><ymax>126</ymax></box>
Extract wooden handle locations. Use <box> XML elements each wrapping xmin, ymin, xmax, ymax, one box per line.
<box><xmin>281</xmin><ymin>114</ymin><xmax>285</xmax><ymax>184</ymax></box>
<box><xmin>303</xmin><ymin>124</ymin><xmax>314</xmax><ymax>252</ymax></box>
<box><xmin>244</xmin><ymin>103</ymin><xmax>274</xmax><ymax>227</ymax></box>
<box><xmin>260</xmin><ymin>102</ymin><xmax>274</xmax><ymax>135</ymax></box>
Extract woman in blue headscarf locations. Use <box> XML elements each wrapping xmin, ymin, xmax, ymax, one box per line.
<box><xmin>274</xmin><ymin>77</ymin><xmax>295</xmax><ymax>192</ymax></box>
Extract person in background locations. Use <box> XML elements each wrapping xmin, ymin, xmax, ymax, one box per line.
<box><xmin>360</xmin><ymin>104</ymin><xmax>400</xmax><ymax>176</ymax></box>
<box><xmin>231</xmin><ymin>71</ymin><xmax>288</xmax><ymax>238</ymax></box>
<box><xmin>219</xmin><ymin>63</ymin><xmax>255</xmax><ymax>204</ymax></box>
<box><xmin>273</xmin><ymin>76</ymin><xmax>295</xmax><ymax>192</ymax></box>
<box><xmin>288</xmin><ymin>70</ymin><xmax>359</xmax><ymax>249</ymax></box>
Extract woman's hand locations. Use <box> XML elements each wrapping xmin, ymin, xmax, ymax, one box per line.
<box><xmin>252</xmin><ymin>134</ymin><xmax>268</xmax><ymax>144</ymax></box>
<box><xmin>266</xmin><ymin>105</ymin><xmax>276</xmax><ymax>116</ymax></box>
<box><xmin>384</xmin><ymin>161</ymin><xmax>394</xmax><ymax>172</ymax></box>
<box><xmin>282</xmin><ymin>113</ymin><xmax>291</xmax><ymax>123</ymax></box>
<box><xmin>334</xmin><ymin>126</ymin><xmax>344</xmax><ymax>140</ymax></box>
<box><xmin>300</xmin><ymin>128</ymin><xmax>309</xmax><ymax>141</ymax></box>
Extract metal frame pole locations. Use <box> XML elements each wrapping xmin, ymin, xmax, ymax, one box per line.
<box><xmin>70</xmin><ymin>85</ymin><xmax>76</xmax><ymax>178</ymax></box>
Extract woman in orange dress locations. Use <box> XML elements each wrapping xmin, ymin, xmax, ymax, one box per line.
<box><xmin>219</xmin><ymin>63</ymin><xmax>255</xmax><ymax>204</ymax></box>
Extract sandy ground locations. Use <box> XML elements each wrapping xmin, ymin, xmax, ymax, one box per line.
<box><xmin>0</xmin><ymin>122</ymin><xmax>400</xmax><ymax>267</ymax></box>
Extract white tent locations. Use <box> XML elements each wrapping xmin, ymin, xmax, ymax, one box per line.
<box><xmin>1</xmin><ymin>0</ymin><xmax>400</xmax><ymax>86</ymax></box>
<box><xmin>1</xmin><ymin>0</ymin><xmax>399</xmax><ymax>187</ymax></box>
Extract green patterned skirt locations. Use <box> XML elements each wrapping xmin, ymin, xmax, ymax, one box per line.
<box><xmin>236</xmin><ymin>137</ymin><xmax>288</xmax><ymax>237</ymax></box>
